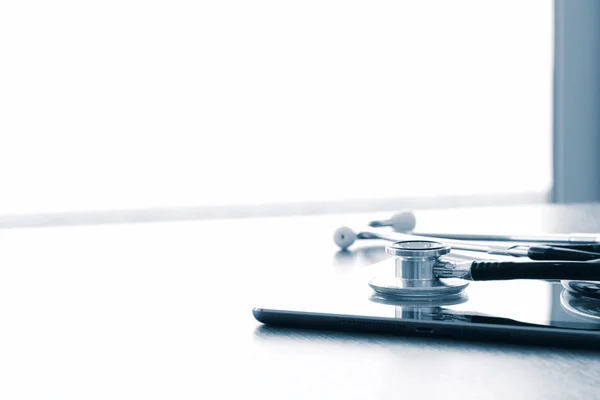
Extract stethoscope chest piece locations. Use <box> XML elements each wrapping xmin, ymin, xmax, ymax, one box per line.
<box><xmin>369</xmin><ymin>240</ymin><xmax>469</xmax><ymax>299</ymax></box>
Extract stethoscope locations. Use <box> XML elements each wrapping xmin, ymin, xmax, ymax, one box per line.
<box><xmin>333</xmin><ymin>211</ymin><xmax>600</xmax><ymax>302</ymax></box>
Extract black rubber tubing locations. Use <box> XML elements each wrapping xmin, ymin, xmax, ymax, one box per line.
<box><xmin>527</xmin><ymin>245</ymin><xmax>600</xmax><ymax>261</ymax></box>
<box><xmin>470</xmin><ymin>261</ymin><xmax>600</xmax><ymax>281</ymax></box>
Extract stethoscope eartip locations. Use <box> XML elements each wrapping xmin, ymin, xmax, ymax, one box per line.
<box><xmin>333</xmin><ymin>226</ymin><xmax>357</xmax><ymax>250</ymax></box>
<box><xmin>389</xmin><ymin>211</ymin><xmax>417</xmax><ymax>232</ymax></box>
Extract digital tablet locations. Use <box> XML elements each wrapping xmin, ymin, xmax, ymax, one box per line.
<box><xmin>252</xmin><ymin>257</ymin><xmax>600</xmax><ymax>348</ymax></box>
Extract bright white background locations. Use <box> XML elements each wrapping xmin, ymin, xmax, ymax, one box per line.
<box><xmin>0</xmin><ymin>1</ymin><xmax>553</xmax><ymax>215</ymax></box>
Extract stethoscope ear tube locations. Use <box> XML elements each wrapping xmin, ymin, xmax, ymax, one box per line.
<box><xmin>555</xmin><ymin>244</ymin><xmax>600</xmax><ymax>253</ymax></box>
<box><xmin>470</xmin><ymin>260</ymin><xmax>600</xmax><ymax>281</ymax></box>
<box><xmin>526</xmin><ymin>245</ymin><xmax>600</xmax><ymax>261</ymax></box>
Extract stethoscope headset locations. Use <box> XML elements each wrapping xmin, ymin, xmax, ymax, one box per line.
<box><xmin>333</xmin><ymin>211</ymin><xmax>600</xmax><ymax>307</ymax></box>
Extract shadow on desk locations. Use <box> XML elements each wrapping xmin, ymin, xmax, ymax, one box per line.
<box><xmin>253</xmin><ymin>324</ymin><xmax>600</xmax><ymax>356</ymax></box>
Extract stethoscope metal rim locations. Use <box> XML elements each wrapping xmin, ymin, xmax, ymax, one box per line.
<box><xmin>369</xmin><ymin>276</ymin><xmax>469</xmax><ymax>299</ymax></box>
<box><xmin>385</xmin><ymin>241</ymin><xmax>450</xmax><ymax>258</ymax></box>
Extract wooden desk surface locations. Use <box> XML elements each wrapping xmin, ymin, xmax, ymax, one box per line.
<box><xmin>0</xmin><ymin>203</ymin><xmax>599</xmax><ymax>399</ymax></box>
